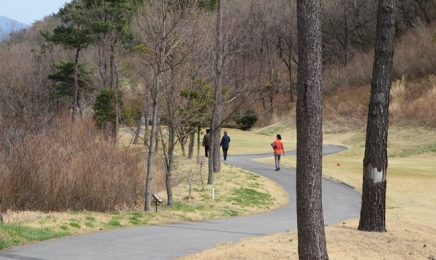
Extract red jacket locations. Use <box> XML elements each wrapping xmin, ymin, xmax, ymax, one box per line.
<box><xmin>272</xmin><ymin>139</ymin><xmax>284</xmax><ymax>155</ymax></box>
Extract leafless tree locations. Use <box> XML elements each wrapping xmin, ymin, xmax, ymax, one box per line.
<box><xmin>322</xmin><ymin>0</ymin><xmax>378</xmax><ymax>66</ymax></box>
<box><xmin>269</xmin><ymin>0</ymin><xmax>298</xmax><ymax>103</ymax></box>
<box><xmin>207</xmin><ymin>0</ymin><xmax>225</xmax><ymax>182</ymax></box>
<box><xmin>132</xmin><ymin>0</ymin><xmax>199</xmax><ymax>210</ymax></box>
<box><xmin>204</xmin><ymin>0</ymin><xmax>277</xmax><ymax>182</ymax></box>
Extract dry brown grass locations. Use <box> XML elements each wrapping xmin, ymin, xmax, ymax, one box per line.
<box><xmin>390</xmin><ymin>75</ymin><xmax>407</xmax><ymax>115</ymax></box>
<box><xmin>389</xmin><ymin>75</ymin><xmax>436</xmax><ymax>126</ymax></box>
<box><xmin>319</xmin><ymin>22</ymin><xmax>436</xmax><ymax>130</ymax></box>
<box><xmin>323</xmin><ymin>51</ymin><xmax>374</xmax><ymax>92</ymax></box>
<box><xmin>323</xmin><ymin>22</ymin><xmax>436</xmax><ymax>94</ymax></box>
<box><xmin>0</xmin><ymin>116</ymin><xmax>164</xmax><ymax>212</ymax></box>
<box><xmin>321</xmin><ymin>72</ymin><xmax>436</xmax><ymax>132</ymax></box>
<box><xmin>323</xmin><ymin>85</ymin><xmax>370</xmax><ymax>131</ymax></box>
<box><xmin>393</xmin><ymin>23</ymin><xmax>436</xmax><ymax>80</ymax></box>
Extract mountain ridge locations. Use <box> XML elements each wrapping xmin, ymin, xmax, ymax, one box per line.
<box><xmin>0</xmin><ymin>16</ymin><xmax>29</xmax><ymax>36</ymax></box>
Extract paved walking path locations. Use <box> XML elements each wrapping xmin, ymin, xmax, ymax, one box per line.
<box><xmin>0</xmin><ymin>145</ymin><xmax>361</xmax><ymax>260</ymax></box>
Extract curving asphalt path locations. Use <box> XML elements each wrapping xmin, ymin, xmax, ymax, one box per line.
<box><xmin>0</xmin><ymin>145</ymin><xmax>361</xmax><ymax>260</ymax></box>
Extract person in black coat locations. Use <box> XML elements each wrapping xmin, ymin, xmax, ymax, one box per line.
<box><xmin>202</xmin><ymin>129</ymin><xmax>210</xmax><ymax>157</ymax></box>
<box><xmin>220</xmin><ymin>131</ymin><xmax>231</xmax><ymax>161</ymax></box>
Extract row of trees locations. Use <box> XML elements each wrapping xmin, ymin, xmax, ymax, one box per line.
<box><xmin>1</xmin><ymin>0</ymin><xmax>433</xmax><ymax>139</ymax></box>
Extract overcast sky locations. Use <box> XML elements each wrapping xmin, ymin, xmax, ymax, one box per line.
<box><xmin>0</xmin><ymin>0</ymin><xmax>70</xmax><ymax>25</ymax></box>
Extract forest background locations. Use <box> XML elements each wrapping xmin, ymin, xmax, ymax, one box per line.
<box><xmin>0</xmin><ymin>0</ymin><xmax>436</xmax><ymax>258</ymax></box>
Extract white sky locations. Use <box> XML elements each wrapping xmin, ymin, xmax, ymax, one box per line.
<box><xmin>0</xmin><ymin>0</ymin><xmax>70</xmax><ymax>25</ymax></box>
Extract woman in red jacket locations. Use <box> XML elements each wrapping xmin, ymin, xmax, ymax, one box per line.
<box><xmin>271</xmin><ymin>134</ymin><xmax>285</xmax><ymax>171</ymax></box>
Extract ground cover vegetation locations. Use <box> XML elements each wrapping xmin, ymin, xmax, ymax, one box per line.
<box><xmin>0</xmin><ymin>0</ymin><xmax>436</xmax><ymax>258</ymax></box>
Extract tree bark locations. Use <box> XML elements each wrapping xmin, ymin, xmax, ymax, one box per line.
<box><xmin>72</xmin><ymin>46</ymin><xmax>81</xmax><ymax>123</ymax></box>
<box><xmin>359</xmin><ymin>0</ymin><xmax>395</xmax><ymax>232</ymax></box>
<box><xmin>144</xmin><ymin>93</ymin><xmax>159</xmax><ymax>211</ymax></box>
<box><xmin>111</xmin><ymin>37</ymin><xmax>120</xmax><ymax>143</ymax></box>
<box><xmin>296</xmin><ymin>0</ymin><xmax>329</xmax><ymax>259</ymax></box>
<box><xmin>188</xmin><ymin>132</ymin><xmax>195</xmax><ymax>159</ymax></box>
<box><xmin>164</xmin><ymin>122</ymin><xmax>175</xmax><ymax>206</ymax></box>
<box><xmin>133</xmin><ymin>108</ymin><xmax>145</xmax><ymax>145</ymax></box>
<box><xmin>209</xmin><ymin>0</ymin><xmax>223</xmax><ymax>183</ymax></box>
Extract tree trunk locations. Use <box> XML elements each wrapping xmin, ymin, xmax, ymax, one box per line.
<box><xmin>296</xmin><ymin>0</ymin><xmax>329</xmax><ymax>259</ymax></box>
<box><xmin>133</xmin><ymin>108</ymin><xmax>145</xmax><ymax>145</ymax></box>
<box><xmin>180</xmin><ymin>141</ymin><xmax>186</xmax><ymax>157</ymax></box>
<box><xmin>72</xmin><ymin>47</ymin><xmax>81</xmax><ymax>123</ymax></box>
<box><xmin>188</xmin><ymin>132</ymin><xmax>195</xmax><ymax>159</ymax></box>
<box><xmin>288</xmin><ymin>65</ymin><xmax>294</xmax><ymax>103</ymax></box>
<box><xmin>209</xmin><ymin>0</ymin><xmax>223</xmax><ymax>183</ymax></box>
<box><xmin>165</xmin><ymin>123</ymin><xmax>175</xmax><ymax>206</ymax></box>
<box><xmin>207</xmin><ymin>129</ymin><xmax>214</xmax><ymax>184</ymax></box>
<box><xmin>144</xmin><ymin>91</ymin><xmax>150</xmax><ymax>132</ymax></box>
<box><xmin>144</xmin><ymin>96</ymin><xmax>158</xmax><ymax>211</ymax></box>
<box><xmin>359</xmin><ymin>0</ymin><xmax>395</xmax><ymax>232</ymax></box>
<box><xmin>111</xmin><ymin>38</ymin><xmax>120</xmax><ymax>143</ymax></box>
<box><xmin>0</xmin><ymin>196</ymin><xmax>3</xmax><ymax>224</ymax></box>
<box><xmin>212</xmin><ymin>128</ymin><xmax>221</xmax><ymax>172</ymax></box>
<box><xmin>197</xmin><ymin>128</ymin><xmax>201</xmax><ymax>164</ymax></box>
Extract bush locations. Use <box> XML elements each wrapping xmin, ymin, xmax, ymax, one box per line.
<box><xmin>121</xmin><ymin>99</ymin><xmax>142</xmax><ymax>127</ymax></box>
<box><xmin>93</xmin><ymin>89</ymin><xmax>124</xmax><ymax>127</ymax></box>
<box><xmin>0</xmin><ymin>116</ymin><xmax>167</xmax><ymax>212</ymax></box>
<box><xmin>233</xmin><ymin>109</ymin><xmax>258</xmax><ymax>130</ymax></box>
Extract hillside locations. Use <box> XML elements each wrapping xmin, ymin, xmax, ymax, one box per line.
<box><xmin>0</xmin><ymin>16</ymin><xmax>28</xmax><ymax>36</ymax></box>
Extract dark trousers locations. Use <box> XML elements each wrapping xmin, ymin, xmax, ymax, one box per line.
<box><xmin>274</xmin><ymin>154</ymin><xmax>281</xmax><ymax>169</ymax></box>
<box><xmin>222</xmin><ymin>148</ymin><xmax>228</xmax><ymax>160</ymax></box>
<box><xmin>205</xmin><ymin>146</ymin><xmax>209</xmax><ymax>157</ymax></box>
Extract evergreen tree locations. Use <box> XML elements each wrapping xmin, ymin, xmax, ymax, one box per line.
<box><xmin>42</xmin><ymin>0</ymin><xmax>96</xmax><ymax>122</ymax></box>
<box><xmin>48</xmin><ymin>60</ymin><xmax>92</xmax><ymax>110</ymax></box>
<box><xmin>84</xmin><ymin>0</ymin><xmax>144</xmax><ymax>141</ymax></box>
<box><xmin>93</xmin><ymin>88</ymin><xmax>124</xmax><ymax>128</ymax></box>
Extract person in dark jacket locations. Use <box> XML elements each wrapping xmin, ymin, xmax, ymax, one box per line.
<box><xmin>202</xmin><ymin>129</ymin><xmax>210</xmax><ymax>157</ymax></box>
<box><xmin>220</xmin><ymin>131</ymin><xmax>231</xmax><ymax>161</ymax></box>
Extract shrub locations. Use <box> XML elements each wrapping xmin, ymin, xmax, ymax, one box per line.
<box><xmin>233</xmin><ymin>109</ymin><xmax>258</xmax><ymax>130</ymax></box>
<box><xmin>0</xmin><ymin>116</ymin><xmax>167</xmax><ymax>212</ymax></box>
<box><xmin>93</xmin><ymin>89</ymin><xmax>124</xmax><ymax>128</ymax></box>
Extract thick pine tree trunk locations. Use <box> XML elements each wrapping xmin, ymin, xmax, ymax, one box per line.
<box><xmin>296</xmin><ymin>0</ymin><xmax>328</xmax><ymax>259</ymax></box>
<box><xmin>358</xmin><ymin>0</ymin><xmax>395</xmax><ymax>232</ymax></box>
